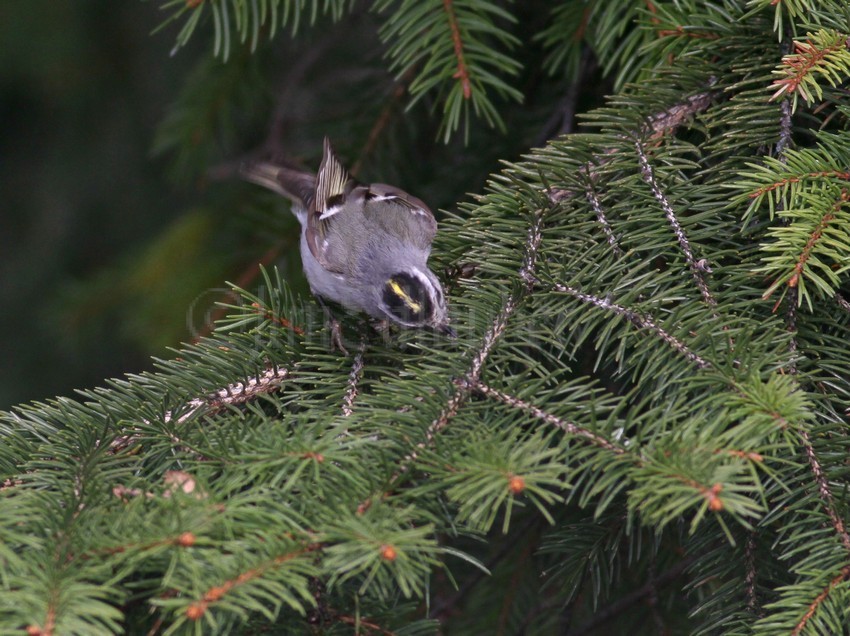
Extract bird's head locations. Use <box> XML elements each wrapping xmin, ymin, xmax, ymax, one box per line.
<box><xmin>379</xmin><ymin>268</ymin><xmax>454</xmax><ymax>336</ymax></box>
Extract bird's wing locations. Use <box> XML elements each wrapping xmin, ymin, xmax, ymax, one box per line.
<box><xmin>304</xmin><ymin>138</ymin><xmax>362</xmax><ymax>273</ymax></box>
<box><xmin>361</xmin><ymin>183</ymin><xmax>437</xmax><ymax>253</ymax></box>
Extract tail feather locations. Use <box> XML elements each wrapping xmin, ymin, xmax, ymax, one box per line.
<box><xmin>240</xmin><ymin>162</ymin><xmax>316</xmax><ymax>209</ymax></box>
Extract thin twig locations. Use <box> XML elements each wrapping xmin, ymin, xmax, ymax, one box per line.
<box><xmin>163</xmin><ymin>366</ymin><xmax>290</xmax><ymax>425</ymax></box>
<box><xmin>646</xmin><ymin>555</ymin><xmax>666</xmax><ymax>633</ymax></box>
<box><xmin>472</xmin><ymin>382</ymin><xmax>624</xmax><ymax>454</ymax></box>
<box><xmin>634</xmin><ymin>137</ymin><xmax>719</xmax><ymax>312</ymax></box>
<box><xmin>263</xmin><ymin>29</ymin><xmax>337</xmax><ymax>157</ymax></box>
<box><xmin>443</xmin><ymin>0</ymin><xmax>472</xmax><ymax>99</ymax></box>
<box><xmin>585</xmin><ymin>179</ymin><xmax>623</xmax><ymax>256</ymax></box>
<box><xmin>536</xmin><ymin>46</ymin><xmax>596</xmax><ymax>145</ymax></box>
<box><xmin>792</xmin><ymin>564</ymin><xmax>850</xmax><ymax>636</ymax></box>
<box><xmin>336</xmin><ymin>614</ymin><xmax>397</xmax><ymax>636</ymax></box>
<box><xmin>835</xmin><ymin>292</ymin><xmax>850</xmax><ymax>314</ymax></box>
<box><xmin>798</xmin><ymin>428</ymin><xmax>850</xmax><ymax>552</ymax></box>
<box><xmin>341</xmin><ymin>340</ymin><xmax>367</xmax><ymax>417</ymax></box>
<box><xmin>550</xmin><ymin>282</ymin><xmax>711</xmax><ymax>369</ymax></box>
<box><xmin>769</xmin><ymin>69</ymin><xmax>850</xmax><ymax>560</ymax></box>
<box><xmin>110</xmin><ymin>365</ymin><xmax>290</xmax><ymax>454</ymax></box>
<box><xmin>546</xmin><ymin>90</ymin><xmax>716</xmax><ymax>202</ymax></box>
<box><xmin>745</xmin><ymin>531</ymin><xmax>760</xmax><ymax>614</ymax></box>
<box><xmin>350</xmin><ymin>70</ymin><xmax>415</xmax><ymax>177</ymax></box>
<box><xmin>644</xmin><ymin>90</ymin><xmax>715</xmax><ymax>140</ymax></box>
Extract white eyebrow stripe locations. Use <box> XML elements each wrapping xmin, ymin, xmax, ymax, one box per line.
<box><xmin>376</xmin><ymin>196</ymin><xmax>427</xmax><ymax>216</ymax></box>
<box><xmin>409</xmin><ymin>268</ymin><xmax>434</xmax><ymax>294</ymax></box>
<box><xmin>318</xmin><ymin>204</ymin><xmax>343</xmax><ymax>220</ymax></box>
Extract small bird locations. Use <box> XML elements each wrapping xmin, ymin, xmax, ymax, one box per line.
<box><xmin>242</xmin><ymin>138</ymin><xmax>454</xmax><ymax>348</ymax></box>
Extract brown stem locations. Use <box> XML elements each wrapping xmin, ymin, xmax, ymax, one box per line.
<box><xmin>443</xmin><ymin>0</ymin><xmax>471</xmax><ymax>99</ymax></box>
<box><xmin>792</xmin><ymin>564</ymin><xmax>850</xmax><ymax>636</ymax></box>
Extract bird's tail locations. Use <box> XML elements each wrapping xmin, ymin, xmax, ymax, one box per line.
<box><xmin>240</xmin><ymin>162</ymin><xmax>316</xmax><ymax>209</ymax></box>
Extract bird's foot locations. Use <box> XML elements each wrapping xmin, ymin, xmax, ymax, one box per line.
<box><xmin>314</xmin><ymin>295</ymin><xmax>349</xmax><ymax>355</ymax></box>
<box><xmin>328</xmin><ymin>317</ymin><xmax>349</xmax><ymax>355</ymax></box>
<box><xmin>370</xmin><ymin>319</ymin><xmax>393</xmax><ymax>344</ymax></box>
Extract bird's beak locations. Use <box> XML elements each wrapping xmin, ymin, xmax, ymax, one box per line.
<box><xmin>437</xmin><ymin>323</ymin><xmax>457</xmax><ymax>339</ymax></box>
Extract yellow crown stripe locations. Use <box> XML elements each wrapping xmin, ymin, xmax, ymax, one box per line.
<box><xmin>389</xmin><ymin>280</ymin><xmax>422</xmax><ymax>313</ymax></box>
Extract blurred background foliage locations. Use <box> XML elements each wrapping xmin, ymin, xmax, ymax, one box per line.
<box><xmin>0</xmin><ymin>0</ymin><xmax>608</xmax><ymax>409</ymax></box>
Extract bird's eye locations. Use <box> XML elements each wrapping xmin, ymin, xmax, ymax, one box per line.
<box><xmin>382</xmin><ymin>273</ymin><xmax>433</xmax><ymax>325</ymax></box>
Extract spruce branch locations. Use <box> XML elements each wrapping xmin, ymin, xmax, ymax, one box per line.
<box><xmin>9</xmin><ymin>2</ymin><xmax>850</xmax><ymax>631</ymax></box>
<box><xmin>643</xmin><ymin>90</ymin><xmax>716</xmax><ymax>140</ymax></box>
<box><xmin>777</xmin><ymin>87</ymin><xmax>794</xmax><ymax>155</ymax></box>
<box><xmin>732</xmin><ymin>98</ymin><xmax>850</xmax><ymax>223</ymax></box>
<box><xmin>442</xmin><ymin>0</ymin><xmax>471</xmax><ymax>100</ymax></box>
<box><xmin>164</xmin><ymin>365</ymin><xmax>291</xmax><ymax>425</ymax></box>
<box><xmin>835</xmin><ymin>292</ymin><xmax>850</xmax><ymax>313</ymax></box>
<box><xmin>336</xmin><ymin>613</ymin><xmax>397</xmax><ymax>635</ymax></box>
<box><xmin>26</xmin><ymin>606</ymin><xmax>56</xmax><ymax>636</ymax></box>
<box><xmin>109</xmin><ymin>364</ymin><xmax>291</xmax><ymax>456</ymax></box>
<box><xmin>585</xmin><ymin>180</ymin><xmax>623</xmax><ymax>257</ymax></box>
<box><xmin>375</xmin><ymin>0</ymin><xmax>522</xmax><ymax>141</ymax></box>
<box><xmin>798</xmin><ymin>428</ymin><xmax>850</xmax><ymax>553</ymax></box>
<box><xmin>770</xmin><ymin>29</ymin><xmax>850</xmax><ymax>112</ymax></box>
<box><xmin>759</xmin><ymin>188</ymin><xmax>850</xmax><ymax>309</ymax></box>
<box><xmin>634</xmin><ymin>138</ymin><xmax>718</xmax><ymax>312</ymax></box>
<box><xmin>550</xmin><ymin>282</ymin><xmax>711</xmax><ymax>369</ymax></box>
<box><xmin>182</xmin><ymin>540</ymin><xmax>321</xmax><ymax>622</ymax></box>
<box><xmin>788</xmin><ymin>207</ymin><xmax>834</xmax><ymax>288</ymax></box>
<box><xmin>645</xmin><ymin>0</ymin><xmax>720</xmax><ymax>41</ymax></box>
<box><xmin>191</xmin><ymin>248</ymin><xmax>299</xmax><ymax>343</ymax></box>
<box><xmin>471</xmin><ymin>382</ymin><xmax>624</xmax><ymax>455</ymax></box>
<box><xmin>791</xmin><ymin>564</ymin><xmax>850</xmax><ymax>636</ymax></box>
<box><xmin>745</xmin><ymin>531</ymin><xmax>761</xmax><ymax>614</ymax></box>
<box><xmin>341</xmin><ymin>340</ymin><xmax>367</xmax><ymax>417</ymax></box>
<box><xmin>156</xmin><ymin>0</ymin><xmax>353</xmax><ymax>60</ymax></box>
<box><xmin>747</xmin><ymin>169</ymin><xmax>850</xmax><ymax>201</ymax></box>
<box><xmin>546</xmin><ymin>89</ymin><xmax>715</xmax><ymax>202</ymax></box>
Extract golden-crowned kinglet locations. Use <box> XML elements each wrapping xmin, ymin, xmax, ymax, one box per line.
<box><xmin>242</xmin><ymin>138</ymin><xmax>454</xmax><ymax>336</ymax></box>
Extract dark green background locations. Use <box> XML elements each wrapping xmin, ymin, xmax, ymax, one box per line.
<box><xmin>0</xmin><ymin>2</ymin><xmax>199</xmax><ymax>408</ymax></box>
